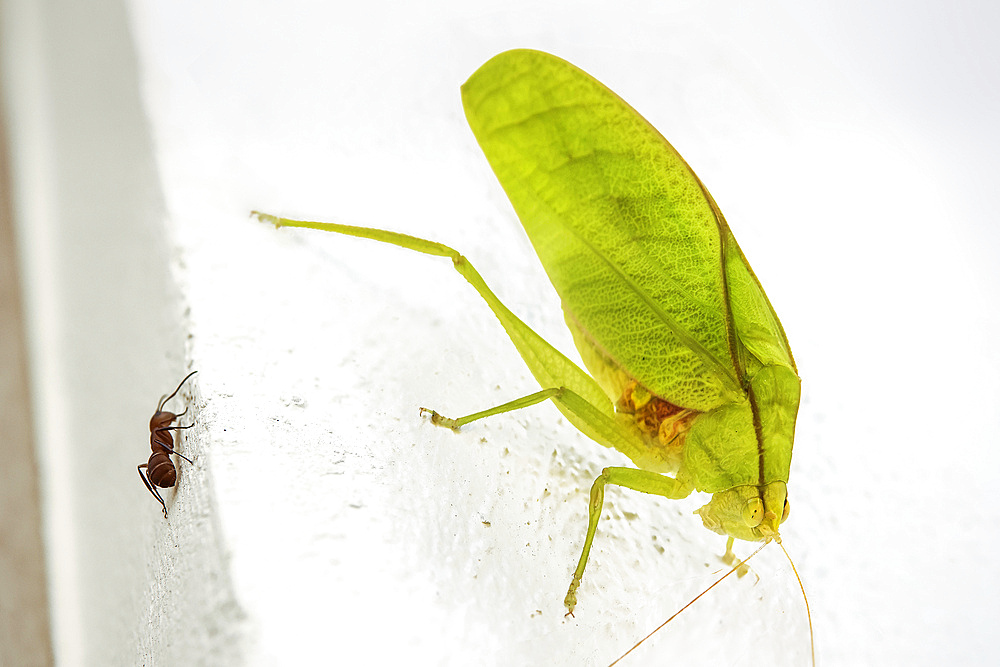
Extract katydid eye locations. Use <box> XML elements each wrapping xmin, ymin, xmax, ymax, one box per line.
<box><xmin>742</xmin><ymin>498</ymin><xmax>764</xmax><ymax>527</ymax></box>
<box><xmin>781</xmin><ymin>499</ymin><xmax>791</xmax><ymax>523</ymax></box>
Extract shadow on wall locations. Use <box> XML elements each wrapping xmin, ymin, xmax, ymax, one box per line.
<box><xmin>0</xmin><ymin>88</ymin><xmax>55</xmax><ymax>667</ymax></box>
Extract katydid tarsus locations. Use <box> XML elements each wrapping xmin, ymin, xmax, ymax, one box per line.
<box><xmin>254</xmin><ymin>48</ymin><xmax>812</xmax><ymax>662</ymax></box>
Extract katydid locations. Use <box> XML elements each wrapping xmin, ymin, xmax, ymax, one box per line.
<box><xmin>254</xmin><ymin>48</ymin><xmax>809</xmax><ymax>653</ymax></box>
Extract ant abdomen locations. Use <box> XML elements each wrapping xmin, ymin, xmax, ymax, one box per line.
<box><xmin>146</xmin><ymin>452</ymin><xmax>178</xmax><ymax>487</ymax></box>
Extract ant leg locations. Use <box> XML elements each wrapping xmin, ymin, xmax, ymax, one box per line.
<box><xmin>156</xmin><ymin>421</ymin><xmax>196</xmax><ymax>460</ymax></box>
<box><xmin>138</xmin><ymin>464</ymin><xmax>168</xmax><ymax>518</ymax></box>
<box><xmin>162</xmin><ymin>422</ymin><xmax>195</xmax><ymax>431</ymax></box>
<box><xmin>151</xmin><ymin>428</ymin><xmax>194</xmax><ymax>464</ymax></box>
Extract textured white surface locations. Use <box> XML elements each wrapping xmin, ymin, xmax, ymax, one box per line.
<box><xmin>5</xmin><ymin>0</ymin><xmax>998</xmax><ymax>665</ymax></box>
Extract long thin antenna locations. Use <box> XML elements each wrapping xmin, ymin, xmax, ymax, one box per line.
<box><xmin>157</xmin><ymin>370</ymin><xmax>198</xmax><ymax>411</ymax></box>
<box><xmin>607</xmin><ymin>541</ymin><xmax>769</xmax><ymax>667</ymax></box>
<box><xmin>778</xmin><ymin>541</ymin><xmax>815</xmax><ymax>666</ymax></box>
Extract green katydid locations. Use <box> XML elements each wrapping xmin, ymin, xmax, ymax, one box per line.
<box><xmin>254</xmin><ymin>48</ymin><xmax>809</xmax><ymax>654</ymax></box>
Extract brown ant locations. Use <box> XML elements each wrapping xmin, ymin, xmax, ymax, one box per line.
<box><xmin>138</xmin><ymin>371</ymin><xmax>197</xmax><ymax>517</ymax></box>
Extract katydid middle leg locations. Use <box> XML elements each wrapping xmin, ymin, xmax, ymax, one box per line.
<box><xmin>420</xmin><ymin>388</ymin><xmax>565</xmax><ymax>430</ymax></box>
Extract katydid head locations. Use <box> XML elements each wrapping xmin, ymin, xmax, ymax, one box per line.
<box><xmin>694</xmin><ymin>481</ymin><xmax>789</xmax><ymax>542</ymax></box>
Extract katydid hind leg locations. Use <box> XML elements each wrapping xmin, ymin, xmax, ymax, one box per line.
<box><xmin>254</xmin><ymin>214</ymin><xmax>689</xmax><ymax>613</ymax></box>
<box><xmin>252</xmin><ymin>213</ymin><xmax>612</xmax><ymax>418</ymax></box>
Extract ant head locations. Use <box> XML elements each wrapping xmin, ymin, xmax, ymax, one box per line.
<box><xmin>150</xmin><ymin>410</ymin><xmax>174</xmax><ymax>432</ymax></box>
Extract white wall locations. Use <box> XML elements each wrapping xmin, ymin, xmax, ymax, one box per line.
<box><xmin>4</xmin><ymin>0</ymin><xmax>998</xmax><ymax>665</ymax></box>
<box><xmin>1</xmin><ymin>0</ymin><xmax>243</xmax><ymax>664</ymax></box>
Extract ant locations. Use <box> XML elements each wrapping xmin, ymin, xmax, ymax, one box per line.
<box><xmin>138</xmin><ymin>371</ymin><xmax>197</xmax><ymax>517</ymax></box>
